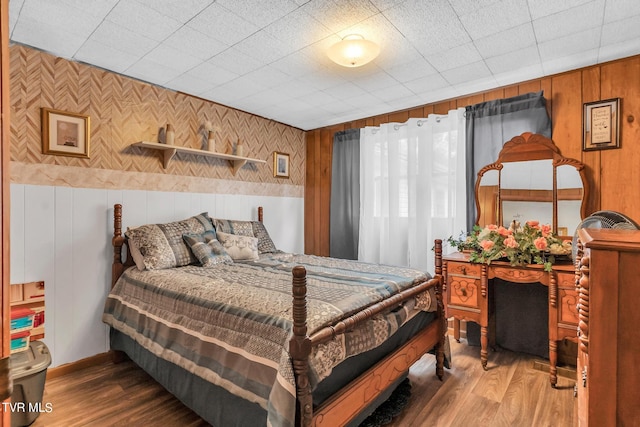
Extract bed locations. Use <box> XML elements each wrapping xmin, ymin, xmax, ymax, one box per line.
<box><xmin>104</xmin><ymin>204</ymin><xmax>447</xmax><ymax>427</ymax></box>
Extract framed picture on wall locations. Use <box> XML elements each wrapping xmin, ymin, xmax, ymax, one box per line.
<box><xmin>41</xmin><ymin>108</ymin><xmax>90</xmax><ymax>158</ymax></box>
<box><xmin>583</xmin><ymin>98</ymin><xmax>620</xmax><ymax>151</ymax></box>
<box><xmin>273</xmin><ymin>152</ymin><xmax>290</xmax><ymax>178</ymax></box>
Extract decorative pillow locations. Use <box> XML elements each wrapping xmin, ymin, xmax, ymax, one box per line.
<box><xmin>183</xmin><ymin>230</ymin><xmax>233</xmax><ymax>267</ymax></box>
<box><xmin>212</xmin><ymin>219</ymin><xmax>255</xmax><ymax>237</ymax></box>
<box><xmin>125</xmin><ymin>213</ymin><xmax>214</xmax><ymax>270</ymax></box>
<box><xmin>216</xmin><ymin>231</ymin><xmax>259</xmax><ymax>261</ymax></box>
<box><xmin>251</xmin><ymin>221</ymin><xmax>278</xmax><ymax>253</ymax></box>
<box><xmin>126</xmin><ymin>236</ymin><xmax>146</xmax><ymax>271</ymax></box>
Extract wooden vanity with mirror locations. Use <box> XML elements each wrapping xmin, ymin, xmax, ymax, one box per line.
<box><xmin>443</xmin><ymin>132</ymin><xmax>589</xmax><ymax>387</ymax></box>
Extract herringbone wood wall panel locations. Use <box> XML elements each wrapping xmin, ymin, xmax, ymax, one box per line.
<box><xmin>9</xmin><ymin>44</ymin><xmax>305</xmax><ymax>186</ymax></box>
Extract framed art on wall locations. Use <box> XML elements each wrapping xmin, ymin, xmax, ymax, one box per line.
<box><xmin>41</xmin><ymin>108</ymin><xmax>90</xmax><ymax>158</ymax></box>
<box><xmin>273</xmin><ymin>152</ymin><xmax>289</xmax><ymax>178</ymax></box>
<box><xmin>583</xmin><ymin>98</ymin><xmax>620</xmax><ymax>151</ymax></box>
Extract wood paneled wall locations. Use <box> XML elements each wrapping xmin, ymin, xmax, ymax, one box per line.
<box><xmin>305</xmin><ymin>55</ymin><xmax>640</xmax><ymax>256</ymax></box>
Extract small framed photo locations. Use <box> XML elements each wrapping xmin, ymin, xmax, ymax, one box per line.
<box><xmin>41</xmin><ymin>108</ymin><xmax>90</xmax><ymax>158</ymax></box>
<box><xmin>273</xmin><ymin>152</ymin><xmax>290</xmax><ymax>178</ymax></box>
<box><xmin>583</xmin><ymin>98</ymin><xmax>620</xmax><ymax>151</ymax></box>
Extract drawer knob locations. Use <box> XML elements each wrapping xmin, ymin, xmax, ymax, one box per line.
<box><xmin>461</xmin><ymin>287</ymin><xmax>467</xmax><ymax>297</ymax></box>
<box><xmin>461</xmin><ymin>267</ymin><xmax>466</xmax><ymax>275</ymax></box>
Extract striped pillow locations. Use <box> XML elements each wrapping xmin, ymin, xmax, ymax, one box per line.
<box><xmin>183</xmin><ymin>230</ymin><xmax>233</xmax><ymax>267</ymax></box>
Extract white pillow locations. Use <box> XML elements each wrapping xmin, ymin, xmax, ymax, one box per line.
<box><xmin>216</xmin><ymin>231</ymin><xmax>259</xmax><ymax>261</ymax></box>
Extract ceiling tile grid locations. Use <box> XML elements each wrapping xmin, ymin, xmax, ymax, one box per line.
<box><xmin>8</xmin><ymin>0</ymin><xmax>640</xmax><ymax>130</ymax></box>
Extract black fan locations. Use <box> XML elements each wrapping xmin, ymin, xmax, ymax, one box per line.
<box><xmin>572</xmin><ymin>210</ymin><xmax>640</xmax><ymax>259</ymax></box>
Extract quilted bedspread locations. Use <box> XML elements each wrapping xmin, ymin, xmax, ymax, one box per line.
<box><xmin>102</xmin><ymin>253</ymin><xmax>437</xmax><ymax>427</ymax></box>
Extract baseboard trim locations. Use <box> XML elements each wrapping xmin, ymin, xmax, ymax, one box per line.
<box><xmin>46</xmin><ymin>351</ymin><xmax>115</xmax><ymax>380</ymax></box>
<box><xmin>532</xmin><ymin>359</ymin><xmax>577</xmax><ymax>379</ymax></box>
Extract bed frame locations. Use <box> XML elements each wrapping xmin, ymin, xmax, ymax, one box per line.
<box><xmin>111</xmin><ymin>203</ymin><xmax>446</xmax><ymax>427</ymax></box>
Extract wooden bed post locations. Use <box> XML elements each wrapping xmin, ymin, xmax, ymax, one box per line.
<box><xmin>258</xmin><ymin>206</ymin><xmax>263</xmax><ymax>223</ymax></box>
<box><xmin>434</xmin><ymin>239</ymin><xmax>445</xmax><ymax>380</ymax></box>
<box><xmin>112</xmin><ymin>204</ymin><xmax>125</xmax><ymax>288</ymax></box>
<box><xmin>289</xmin><ymin>266</ymin><xmax>312</xmax><ymax>427</ymax></box>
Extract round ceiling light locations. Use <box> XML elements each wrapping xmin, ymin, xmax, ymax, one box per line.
<box><xmin>327</xmin><ymin>34</ymin><xmax>380</xmax><ymax>68</ymax></box>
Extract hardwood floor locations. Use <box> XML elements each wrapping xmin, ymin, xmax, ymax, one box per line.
<box><xmin>31</xmin><ymin>339</ymin><xmax>576</xmax><ymax>427</ymax></box>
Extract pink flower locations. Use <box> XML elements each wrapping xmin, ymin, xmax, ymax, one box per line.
<box><xmin>534</xmin><ymin>237</ymin><xmax>548</xmax><ymax>250</ymax></box>
<box><xmin>526</xmin><ymin>220</ymin><xmax>540</xmax><ymax>229</ymax></box>
<box><xmin>497</xmin><ymin>226</ymin><xmax>511</xmax><ymax>236</ymax></box>
<box><xmin>503</xmin><ymin>236</ymin><xmax>519</xmax><ymax>248</ymax></box>
<box><xmin>487</xmin><ymin>224</ymin><xmax>498</xmax><ymax>231</ymax></box>
<box><xmin>480</xmin><ymin>240</ymin><xmax>495</xmax><ymax>251</ymax></box>
<box><xmin>540</xmin><ymin>224</ymin><xmax>552</xmax><ymax>237</ymax></box>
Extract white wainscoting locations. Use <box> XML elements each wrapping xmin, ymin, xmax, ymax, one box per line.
<box><xmin>10</xmin><ymin>184</ymin><xmax>304</xmax><ymax>367</ymax></box>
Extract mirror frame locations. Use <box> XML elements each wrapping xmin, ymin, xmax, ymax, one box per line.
<box><xmin>474</xmin><ymin>132</ymin><xmax>589</xmax><ymax>233</ymax></box>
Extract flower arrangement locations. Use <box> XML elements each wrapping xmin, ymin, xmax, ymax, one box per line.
<box><xmin>447</xmin><ymin>220</ymin><xmax>572</xmax><ymax>272</ymax></box>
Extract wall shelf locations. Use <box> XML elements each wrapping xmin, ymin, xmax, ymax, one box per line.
<box><xmin>131</xmin><ymin>141</ymin><xmax>266</xmax><ymax>175</ymax></box>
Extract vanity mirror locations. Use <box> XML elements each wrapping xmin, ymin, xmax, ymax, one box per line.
<box><xmin>474</xmin><ymin>132</ymin><xmax>589</xmax><ymax>234</ymax></box>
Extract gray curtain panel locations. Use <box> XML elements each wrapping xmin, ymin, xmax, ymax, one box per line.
<box><xmin>330</xmin><ymin>128</ymin><xmax>360</xmax><ymax>260</ymax></box>
<box><xmin>465</xmin><ymin>91</ymin><xmax>552</xmax><ymax>230</ymax></box>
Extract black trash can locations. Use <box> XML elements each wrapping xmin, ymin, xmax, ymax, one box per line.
<box><xmin>10</xmin><ymin>341</ymin><xmax>51</xmax><ymax>427</ymax></box>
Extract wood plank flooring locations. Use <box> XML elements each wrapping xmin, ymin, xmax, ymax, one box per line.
<box><xmin>31</xmin><ymin>339</ymin><xmax>576</xmax><ymax>427</ymax></box>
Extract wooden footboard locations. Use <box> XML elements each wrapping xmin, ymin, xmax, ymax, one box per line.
<box><xmin>111</xmin><ymin>204</ymin><xmax>445</xmax><ymax>427</ymax></box>
<box><xmin>290</xmin><ymin>240</ymin><xmax>445</xmax><ymax>427</ymax></box>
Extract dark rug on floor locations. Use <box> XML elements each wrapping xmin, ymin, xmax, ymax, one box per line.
<box><xmin>359</xmin><ymin>379</ymin><xmax>412</xmax><ymax>427</ymax></box>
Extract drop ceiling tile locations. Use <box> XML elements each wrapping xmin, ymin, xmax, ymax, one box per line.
<box><xmin>166</xmin><ymin>73</ymin><xmax>216</xmax><ymax>95</ymax></box>
<box><xmin>135</xmin><ymin>0</ymin><xmax>214</xmax><ymax>23</ymax></box>
<box><xmin>440</xmin><ymin>60</ymin><xmax>492</xmax><ymax>85</ymax></box>
<box><xmin>532</xmin><ymin>0</ymin><xmax>605</xmax><ymax>43</ymax></box>
<box><xmin>163</xmin><ymin>26</ymin><xmax>229</xmax><ymax>61</ymax></box>
<box><xmin>474</xmin><ymin>23</ymin><xmax>536</xmax><ymax>59</ymax></box>
<box><xmin>459</xmin><ymin>0</ymin><xmax>530</xmax><ymax>40</ymax></box>
<box><xmin>403</xmin><ymin>72</ymin><xmax>450</xmax><ymax>93</ymax></box>
<box><xmin>11</xmin><ymin>18</ymin><xmax>85</xmax><ymax>59</ymax></box>
<box><xmin>352</xmin><ymin>70</ymin><xmax>401</xmax><ymax>92</ymax></box>
<box><xmin>538</xmin><ymin>29</ymin><xmax>600</xmax><ymax>62</ymax></box>
<box><xmin>217</xmin><ymin>0</ymin><xmax>301</xmax><ymax>28</ymax></box>
<box><xmin>186</xmin><ymin>62</ymin><xmax>239</xmax><ymax>86</ymax></box>
<box><xmin>601</xmin><ymin>15</ymin><xmax>640</xmax><ymax>46</ymax></box>
<box><xmin>426</xmin><ymin>42</ymin><xmax>482</xmax><ymax>72</ymax></box>
<box><xmin>447</xmin><ymin>0</ymin><xmax>503</xmax><ymax>16</ymax></box>
<box><xmin>493</xmin><ymin>63</ymin><xmax>545</xmax><ymax>86</ymax></box>
<box><xmin>243</xmin><ymin>66</ymin><xmax>292</xmax><ymax>89</ymax></box>
<box><xmin>263</xmin><ymin>8</ymin><xmax>332</xmax><ymax>52</ymax></box>
<box><xmin>18</xmin><ymin>0</ymin><xmax>101</xmax><ymax>35</ymax></box>
<box><xmin>485</xmin><ymin>45</ymin><xmax>540</xmax><ymax>74</ymax></box>
<box><xmin>105</xmin><ymin>0</ymin><xmax>182</xmax><ymax>42</ymax></box>
<box><xmin>144</xmin><ymin>45</ymin><xmax>203</xmax><ymax>74</ymax></box>
<box><xmin>302</xmin><ymin>90</ymin><xmax>340</xmax><ymax>107</ymax></box>
<box><xmin>453</xmin><ymin>75</ymin><xmax>500</xmax><ymax>98</ymax></box>
<box><xmin>527</xmin><ymin>0</ymin><xmax>594</xmax><ymax>20</ymax></box>
<box><xmin>126</xmin><ymin>58</ymin><xmax>184</xmax><ymax>86</ymax></box>
<box><xmin>74</xmin><ymin>40</ymin><xmax>140</xmax><ymax>74</ymax></box>
<box><xmin>233</xmin><ymin>31</ymin><xmax>296</xmax><ymax>64</ymax></box>
<box><xmin>371</xmin><ymin>84</ymin><xmax>414</xmax><ymax>103</ymax></box>
<box><xmin>187</xmin><ymin>3</ymin><xmax>259</xmax><ymax>46</ymax></box>
<box><xmin>302</xmin><ymin>0</ymin><xmax>380</xmax><ymax>33</ymax></box>
<box><xmin>206</xmin><ymin>49</ymin><xmax>264</xmax><ymax>76</ymax></box>
<box><xmin>369</xmin><ymin>0</ymin><xmax>409</xmax><ymax>11</ymax></box>
<box><xmin>89</xmin><ymin>20</ymin><xmax>158</xmax><ymax>58</ymax></box>
<box><xmin>384</xmin><ymin>58</ymin><xmax>438</xmax><ymax>84</ymax></box>
<box><xmin>541</xmin><ymin>49</ymin><xmax>598</xmax><ymax>75</ymax></box>
<box><xmin>216</xmin><ymin>77</ymin><xmax>267</xmax><ymax>100</ymax></box>
<box><xmin>57</xmin><ymin>0</ymin><xmax>121</xmax><ymax>18</ymax></box>
<box><xmin>8</xmin><ymin>0</ymin><xmax>24</xmax><ymax>36</ymax></box>
<box><xmin>598</xmin><ymin>39</ymin><xmax>640</xmax><ymax>64</ymax></box>
<box><xmin>603</xmin><ymin>0</ymin><xmax>640</xmax><ymax>23</ymax></box>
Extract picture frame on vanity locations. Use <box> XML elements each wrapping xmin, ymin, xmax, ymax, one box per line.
<box><xmin>583</xmin><ymin>98</ymin><xmax>620</xmax><ymax>151</ymax></box>
<box><xmin>273</xmin><ymin>152</ymin><xmax>290</xmax><ymax>178</ymax></box>
<box><xmin>41</xmin><ymin>108</ymin><xmax>91</xmax><ymax>158</ymax></box>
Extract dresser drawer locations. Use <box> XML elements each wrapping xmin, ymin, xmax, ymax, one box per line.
<box><xmin>448</xmin><ymin>276</ymin><xmax>480</xmax><ymax>309</ymax></box>
<box><xmin>559</xmin><ymin>288</ymin><xmax>579</xmax><ymax>325</ymax></box>
<box><xmin>447</xmin><ymin>262</ymin><xmax>481</xmax><ymax>277</ymax></box>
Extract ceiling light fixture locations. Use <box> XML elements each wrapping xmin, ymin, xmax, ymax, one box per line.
<box><xmin>327</xmin><ymin>34</ymin><xmax>380</xmax><ymax>68</ymax></box>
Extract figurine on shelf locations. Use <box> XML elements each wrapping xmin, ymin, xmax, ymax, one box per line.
<box><xmin>165</xmin><ymin>124</ymin><xmax>175</xmax><ymax>146</ymax></box>
<box><xmin>207</xmin><ymin>131</ymin><xmax>215</xmax><ymax>152</ymax></box>
<box><xmin>236</xmin><ymin>139</ymin><xmax>244</xmax><ymax>157</ymax></box>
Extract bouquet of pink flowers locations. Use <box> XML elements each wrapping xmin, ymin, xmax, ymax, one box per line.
<box><xmin>448</xmin><ymin>221</ymin><xmax>572</xmax><ymax>272</ymax></box>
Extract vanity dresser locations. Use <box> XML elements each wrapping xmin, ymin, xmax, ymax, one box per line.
<box><xmin>575</xmin><ymin>228</ymin><xmax>640</xmax><ymax>426</ymax></box>
<box><xmin>443</xmin><ymin>132</ymin><xmax>588</xmax><ymax>387</ymax></box>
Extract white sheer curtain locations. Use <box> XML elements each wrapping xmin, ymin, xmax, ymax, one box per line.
<box><xmin>359</xmin><ymin>109</ymin><xmax>466</xmax><ymax>273</ymax></box>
